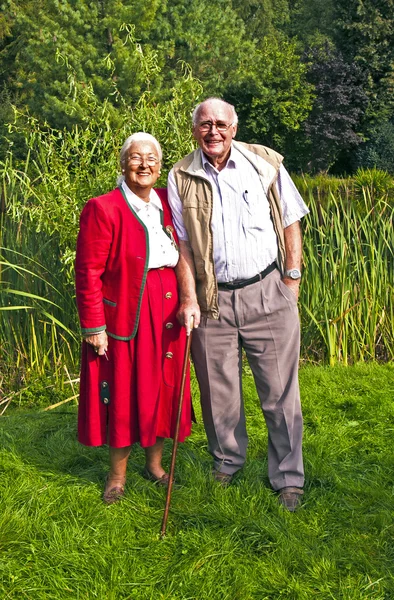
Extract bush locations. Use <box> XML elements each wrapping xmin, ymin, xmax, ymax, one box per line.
<box><xmin>352</xmin><ymin>167</ymin><xmax>394</xmax><ymax>203</ymax></box>
<box><xmin>355</xmin><ymin>119</ymin><xmax>394</xmax><ymax>175</ymax></box>
<box><xmin>8</xmin><ymin>376</ymin><xmax>71</xmax><ymax>409</ymax></box>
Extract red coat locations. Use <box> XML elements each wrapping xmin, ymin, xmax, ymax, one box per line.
<box><xmin>75</xmin><ymin>187</ymin><xmax>177</xmax><ymax>339</ymax></box>
<box><xmin>76</xmin><ymin>187</ymin><xmax>192</xmax><ymax>447</ymax></box>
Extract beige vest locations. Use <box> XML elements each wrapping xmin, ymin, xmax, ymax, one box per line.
<box><xmin>173</xmin><ymin>141</ymin><xmax>286</xmax><ymax>319</ymax></box>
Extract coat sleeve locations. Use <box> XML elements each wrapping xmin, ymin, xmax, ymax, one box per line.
<box><xmin>75</xmin><ymin>198</ymin><xmax>113</xmax><ymax>335</ymax></box>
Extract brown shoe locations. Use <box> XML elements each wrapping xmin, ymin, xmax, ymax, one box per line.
<box><xmin>278</xmin><ymin>487</ymin><xmax>304</xmax><ymax>512</ymax></box>
<box><xmin>212</xmin><ymin>469</ymin><xmax>233</xmax><ymax>487</ymax></box>
<box><xmin>103</xmin><ymin>476</ymin><xmax>126</xmax><ymax>505</ymax></box>
<box><xmin>143</xmin><ymin>467</ymin><xmax>170</xmax><ymax>487</ymax></box>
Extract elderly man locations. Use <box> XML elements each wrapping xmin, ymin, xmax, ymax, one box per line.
<box><xmin>168</xmin><ymin>98</ymin><xmax>308</xmax><ymax>511</ymax></box>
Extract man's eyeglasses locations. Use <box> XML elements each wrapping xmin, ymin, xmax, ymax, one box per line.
<box><xmin>128</xmin><ymin>155</ymin><xmax>160</xmax><ymax>166</ymax></box>
<box><xmin>198</xmin><ymin>121</ymin><xmax>234</xmax><ymax>133</ymax></box>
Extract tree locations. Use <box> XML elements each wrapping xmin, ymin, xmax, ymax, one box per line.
<box><xmin>146</xmin><ymin>0</ymin><xmax>256</xmax><ymax>95</ymax></box>
<box><xmin>286</xmin><ymin>0</ymin><xmax>335</xmax><ymax>45</ymax></box>
<box><xmin>0</xmin><ymin>1</ymin><xmax>169</xmax><ymax>129</ymax></box>
<box><xmin>0</xmin><ymin>0</ymin><xmax>258</xmax><ymax>130</ymax></box>
<box><xmin>355</xmin><ymin>119</ymin><xmax>394</xmax><ymax>174</ymax></box>
<box><xmin>334</xmin><ymin>0</ymin><xmax>394</xmax><ymax>122</ymax></box>
<box><xmin>284</xmin><ymin>42</ymin><xmax>368</xmax><ymax>173</ymax></box>
<box><xmin>231</xmin><ymin>0</ymin><xmax>290</xmax><ymax>40</ymax></box>
<box><xmin>225</xmin><ymin>35</ymin><xmax>313</xmax><ymax>151</ymax></box>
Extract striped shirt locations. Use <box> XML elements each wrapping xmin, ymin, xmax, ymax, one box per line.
<box><xmin>167</xmin><ymin>147</ymin><xmax>309</xmax><ymax>282</ymax></box>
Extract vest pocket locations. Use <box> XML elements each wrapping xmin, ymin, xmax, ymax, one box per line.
<box><xmin>182</xmin><ymin>192</ymin><xmax>200</xmax><ymax>208</ymax></box>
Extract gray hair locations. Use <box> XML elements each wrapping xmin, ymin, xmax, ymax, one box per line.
<box><xmin>191</xmin><ymin>98</ymin><xmax>238</xmax><ymax>127</ymax></box>
<box><xmin>117</xmin><ymin>132</ymin><xmax>162</xmax><ymax>184</ymax></box>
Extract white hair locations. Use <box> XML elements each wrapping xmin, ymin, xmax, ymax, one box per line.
<box><xmin>117</xmin><ymin>132</ymin><xmax>162</xmax><ymax>185</ymax></box>
<box><xmin>191</xmin><ymin>98</ymin><xmax>238</xmax><ymax>127</ymax></box>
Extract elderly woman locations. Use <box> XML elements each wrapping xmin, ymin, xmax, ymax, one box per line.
<box><xmin>75</xmin><ymin>132</ymin><xmax>192</xmax><ymax>504</ymax></box>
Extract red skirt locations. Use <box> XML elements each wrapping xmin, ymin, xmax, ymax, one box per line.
<box><xmin>78</xmin><ymin>267</ymin><xmax>192</xmax><ymax>448</ymax></box>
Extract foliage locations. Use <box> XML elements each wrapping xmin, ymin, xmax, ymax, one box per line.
<box><xmin>355</xmin><ymin>118</ymin><xmax>394</xmax><ymax>174</ymax></box>
<box><xmin>334</xmin><ymin>0</ymin><xmax>394</xmax><ymax>122</ymax></box>
<box><xmin>2</xmin><ymin>0</ymin><xmax>394</xmax><ymax>175</ymax></box>
<box><xmin>291</xmin><ymin>173</ymin><xmax>352</xmax><ymax>203</ymax></box>
<box><xmin>226</xmin><ymin>35</ymin><xmax>314</xmax><ymax>150</ymax></box>
<box><xmin>1</xmin><ymin>364</ymin><xmax>394</xmax><ymax>597</ymax></box>
<box><xmin>286</xmin><ymin>0</ymin><xmax>335</xmax><ymax>44</ymax></box>
<box><xmin>352</xmin><ymin>167</ymin><xmax>394</xmax><ymax>203</ymax></box>
<box><xmin>292</xmin><ymin>169</ymin><xmax>394</xmax><ymax>206</ymax></box>
<box><xmin>284</xmin><ymin>0</ymin><xmax>394</xmax><ymax>172</ymax></box>
<box><xmin>3</xmin><ymin>375</ymin><xmax>72</xmax><ymax>410</ymax></box>
<box><xmin>150</xmin><ymin>0</ymin><xmax>255</xmax><ymax>95</ymax></box>
<box><xmin>286</xmin><ymin>42</ymin><xmax>368</xmax><ymax>173</ymax></box>
<box><xmin>0</xmin><ymin>223</ymin><xmax>79</xmax><ymax>391</ymax></box>
<box><xmin>232</xmin><ymin>0</ymin><xmax>291</xmax><ymax>39</ymax></box>
<box><xmin>0</xmin><ymin>0</ymin><xmax>257</xmax><ymax>131</ymax></box>
<box><xmin>0</xmin><ymin>1</ymin><xmax>166</xmax><ymax>129</ymax></box>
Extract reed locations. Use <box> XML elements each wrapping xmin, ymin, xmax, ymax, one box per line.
<box><xmin>300</xmin><ymin>189</ymin><xmax>394</xmax><ymax>365</ymax></box>
<box><xmin>0</xmin><ymin>219</ymin><xmax>79</xmax><ymax>389</ymax></box>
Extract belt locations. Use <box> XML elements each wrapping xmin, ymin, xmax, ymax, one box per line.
<box><xmin>217</xmin><ymin>262</ymin><xmax>277</xmax><ymax>290</ymax></box>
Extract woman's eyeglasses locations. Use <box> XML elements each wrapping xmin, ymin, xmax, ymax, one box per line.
<box><xmin>128</xmin><ymin>155</ymin><xmax>160</xmax><ymax>166</ymax></box>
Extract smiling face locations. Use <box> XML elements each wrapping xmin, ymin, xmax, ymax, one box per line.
<box><xmin>123</xmin><ymin>140</ymin><xmax>161</xmax><ymax>199</ymax></box>
<box><xmin>192</xmin><ymin>99</ymin><xmax>237</xmax><ymax>169</ymax></box>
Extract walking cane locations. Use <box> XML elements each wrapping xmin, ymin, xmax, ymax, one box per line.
<box><xmin>160</xmin><ymin>316</ymin><xmax>194</xmax><ymax>538</ymax></box>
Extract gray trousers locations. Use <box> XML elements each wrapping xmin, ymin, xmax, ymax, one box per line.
<box><xmin>191</xmin><ymin>268</ymin><xmax>304</xmax><ymax>490</ymax></box>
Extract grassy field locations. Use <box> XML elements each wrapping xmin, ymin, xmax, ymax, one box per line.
<box><xmin>1</xmin><ymin>363</ymin><xmax>394</xmax><ymax>599</ymax></box>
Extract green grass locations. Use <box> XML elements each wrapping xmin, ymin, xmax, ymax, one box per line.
<box><xmin>1</xmin><ymin>364</ymin><xmax>394</xmax><ymax>599</ymax></box>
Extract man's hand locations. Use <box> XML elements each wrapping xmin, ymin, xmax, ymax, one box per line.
<box><xmin>177</xmin><ymin>300</ymin><xmax>201</xmax><ymax>336</ymax></box>
<box><xmin>84</xmin><ymin>331</ymin><xmax>108</xmax><ymax>356</ymax></box>
<box><xmin>281</xmin><ymin>277</ymin><xmax>300</xmax><ymax>302</ymax></box>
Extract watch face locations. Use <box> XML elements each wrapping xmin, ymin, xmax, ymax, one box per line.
<box><xmin>287</xmin><ymin>269</ymin><xmax>301</xmax><ymax>279</ymax></box>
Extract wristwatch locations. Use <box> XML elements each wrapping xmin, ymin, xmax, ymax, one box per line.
<box><xmin>284</xmin><ymin>268</ymin><xmax>302</xmax><ymax>280</ymax></box>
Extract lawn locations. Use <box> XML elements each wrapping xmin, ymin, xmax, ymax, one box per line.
<box><xmin>1</xmin><ymin>363</ymin><xmax>394</xmax><ymax>599</ymax></box>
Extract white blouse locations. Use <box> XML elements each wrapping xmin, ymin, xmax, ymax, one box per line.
<box><xmin>121</xmin><ymin>181</ymin><xmax>179</xmax><ymax>269</ymax></box>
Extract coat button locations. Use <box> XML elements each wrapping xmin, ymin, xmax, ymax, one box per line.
<box><xmin>165</xmin><ymin>292</ymin><xmax>172</xmax><ymax>299</ymax></box>
<box><xmin>165</xmin><ymin>322</ymin><xmax>174</xmax><ymax>329</ymax></box>
<box><xmin>103</xmin><ymin>397</ymin><xmax>109</xmax><ymax>405</ymax></box>
<box><xmin>165</xmin><ymin>352</ymin><xmax>173</xmax><ymax>359</ymax></box>
<box><xmin>102</xmin><ymin>381</ymin><xmax>108</xmax><ymax>388</ymax></box>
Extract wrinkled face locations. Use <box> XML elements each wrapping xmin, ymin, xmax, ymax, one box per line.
<box><xmin>124</xmin><ymin>140</ymin><xmax>161</xmax><ymax>193</ymax></box>
<box><xmin>192</xmin><ymin>100</ymin><xmax>237</xmax><ymax>165</ymax></box>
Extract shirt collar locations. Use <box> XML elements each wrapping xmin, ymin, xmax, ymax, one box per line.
<box><xmin>121</xmin><ymin>181</ymin><xmax>162</xmax><ymax>212</ymax></box>
<box><xmin>200</xmin><ymin>145</ymin><xmax>238</xmax><ymax>173</ymax></box>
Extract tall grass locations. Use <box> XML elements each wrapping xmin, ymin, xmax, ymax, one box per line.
<box><xmin>0</xmin><ymin>215</ymin><xmax>78</xmax><ymax>391</ymax></box>
<box><xmin>292</xmin><ymin>169</ymin><xmax>394</xmax><ymax>208</ymax></box>
<box><xmin>301</xmin><ymin>190</ymin><xmax>394</xmax><ymax>364</ymax></box>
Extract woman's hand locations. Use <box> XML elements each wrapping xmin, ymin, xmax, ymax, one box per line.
<box><xmin>84</xmin><ymin>331</ymin><xmax>108</xmax><ymax>356</ymax></box>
